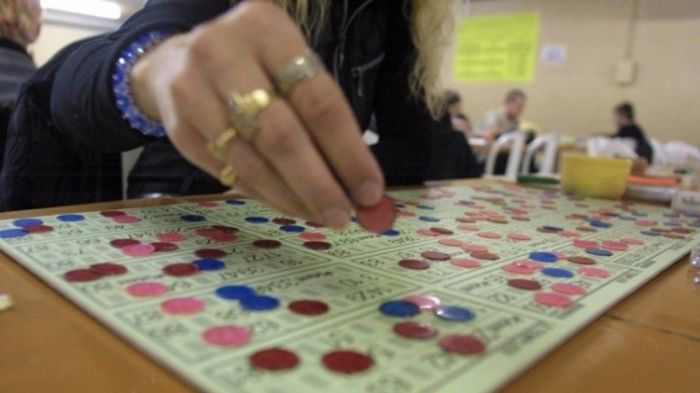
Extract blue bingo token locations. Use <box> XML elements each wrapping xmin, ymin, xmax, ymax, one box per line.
<box><xmin>529</xmin><ymin>251</ymin><xmax>559</xmax><ymax>263</ymax></box>
<box><xmin>541</xmin><ymin>267</ymin><xmax>575</xmax><ymax>278</ymax></box>
<box><xmin>240</xmin><ymin>295</ymin><xmax>280</xmax><ymax>311</ymax></box>
<box><xmin>379</xmin><ymin>300</ymin><xmax>420</xmax><ymax>317</ymax></box>
<box><xmin>57</xmin><ymin>214</ymin><xmax>85</xmax><ymax>222</ymax></box>
<box><xmin>13</xmin><ymin>218</ymin><xmax>43</xmax><ymax>227</ymax></box>
<box><xmin>0</xmin><ymin>228</ymin><xmax>28</xmax><ymax>238</ymax></box>
<box><xmin>419</xmin><ymin>216</ymin><xmax>440</xmax><ymax>223</ymax></box>
<box><xmin>586</xmin><ymin>248</ymin><xmax>613</xmax><ymax>256</ymax></box>
<box><xmin>542</xmin><ymin>225</ymin><xmax>563</xmax><ymax>232</ymax></box>
<box><xmin>588</xmin><ymin>220</ymin><xmax>611</xmax><ymax>228</ymax></box>
<box><xmin>225</xmin><ymin>199</ymin><xmax>246</xmax><ymax>205</ymax></box>
<box><xmin>382</xmin><ymin>229</ymin><xmax>400</xmax><ymax>237</ymax></box>
<box><xmin>280</xmin><ymin>225</ymin><xmax>305</xmax><ymax>233</ymax></box>
<box><xmin>181</xmin><ymin>214</ymin><xmax>206</xmax><ymax>222</ymax></box>
<box><xmin>216</xmin><ymin>285</ymin><xmax>256</xmax><ymax>300</ymax></box>
<box><xmin>194</xmin><ymin>259</ymin><xmax>226</xmax><ymax>271</ymax></box>
<box><xmin>435</xmin><ymin>306</ymin><xmax>475</xmax><ymax>322</ymax></box>
<box><xmin>417</xmin><ymin>204</ymin><xmax>435</xmax><ymax>210</ymax></box>
<box><xmin>245</xmin><ymin>216</ymin><xmax>269</xmax><ymax>224</ymax></box>
<box><xmin>641</xmin><ymin>230</ymin><xmax>661</xmax><ymax>236</ymax></box>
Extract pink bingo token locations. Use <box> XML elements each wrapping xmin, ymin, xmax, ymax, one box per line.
<box><xmin>403</xmin><ymin>294</ymin><xmax>441</xmax><ymax>310</ymax></box>
<box><xmin>601</xmin><ymin>241</ymin><xmax>628</xmax><ymax>251</ymax></box>
<box><xmin>461</xmin><ymin>243</ymin><xmax>488</xmax><ymax>253</ymax></box>
<box><xmin>579</xmin><ymin>267</ymin><xmax>611</xmax><ymax>278</ymax></box>
<box><xmin>620</xmin><ymin>238</ymin><xmax>644</xmax><ymax>245</ymax></box>
<box><xmin>534</xmin><ymin>292</ymin><xmax>573</xmax><ymax>308</ymax></box>
<box><xmin>551</xmin><ymin>283</ymin><xmax>587</xmax><ymax>295</ymax></box>
<box><xmin>507</xmin><ymin>233</ymin><xmax>531</xmax><ymax>241</ymax></box>
<box><xmin>513</xmin><ymin>260</ymin><xmax>545</xmax><ymax>270</ymax></box>
<box><xmin>458</xmin><ymin>223</ymin><xmax>480</xmax><ymax>232</ymax></box>
<box><xmin>477</xmin><ymin>231</ymin><xmax>502</xmax><ymax>240</ymax></box>
<box><xmin>438</xmin><ymin>238</ymin><xmax>464</xmax><ymax>247</ymax></box>
<box><xmin>112</xmin><ymin>215</ymin><xmax>140</xmax><ymax>224</ymax></box>
<box><xmin>122</xmin><ymin>243</ymin><xmax>156</xmax><ymax>257</ymax></box>
<box><xmin>635</xmin><ymin>219</ymin><xmax>656</xmax><ymax>227</ymax></box>
<box><xmin>502</xmin><ymin>263</ymin><xmax>536</xmax><ymax>275</ymax></box>
<box><xmin>156</xmin><ymin>232</ymin><xmax>187</xmax><ymax>243</ymax></box>
<box><xmin>203</xmin><ymin>325</ymin><xmax>252</xmax><ymax>347</ymax></box>
<box><xmin>198</xmin><ymin>201</ymin><xmax>219</xmax><ymax>208</ymax></box>
<box><xmin>558</xmin><ymin>230</ymin><xmax>580</xmax><ymax>238</ymax></box>
<box><xmin>161</xmin><ymin>297</ymin><xmax>205</xmax><ymax>315</ymax></box>
<box><xmin>450</xmin><ymin>258</ymin><xmax>482</xmax><ymax>269</ymax></box>
<box><xmin>417</xmin><ymin>228</ymin><xmax>441</xmax><ymax>237</ymax></box>
<box><xmin>573</xmin><ymin>239</ymin><xmax>598</xmax><ymax>249</ymax></box>
<box><xmin>299</xmin><ymin>232</ymin><xmax>327</xmax><ymax>241</ymax></box>
<box><xmin>126</xmin><ymin>282</ymin><xmax>168</xmax><ymax>297</ymax></box>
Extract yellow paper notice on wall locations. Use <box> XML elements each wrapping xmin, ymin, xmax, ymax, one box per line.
<box><xmin>454</xmin><ymin>13</ymin><xmax>540</xmax><ymax>82</ymax></box>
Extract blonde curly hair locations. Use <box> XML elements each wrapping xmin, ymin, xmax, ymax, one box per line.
<box><xmin>268</xmin><ymin>0</ymin><xmax>457</xmax><ymax>118</ymax></box>
<box><xmin>0</xmin><ymin>0</ymin><xmax>42</xmax><ymax>47</ymax></box>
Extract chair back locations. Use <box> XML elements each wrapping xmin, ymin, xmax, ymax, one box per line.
<box><xmin>520</xmin><ymin>133</ymin><xmax>560</xmax><ymax>175</ymax></box>
<box><xmin>485</xmin><ymin>131</ymin><xmax>526</xmax><ymax>179</ymax></box>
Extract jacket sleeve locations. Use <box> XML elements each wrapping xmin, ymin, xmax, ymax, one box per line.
<box><xmin>50</xmin><ymin>0</ymin><xmax>230</xmax><ymax>153</ymax></box>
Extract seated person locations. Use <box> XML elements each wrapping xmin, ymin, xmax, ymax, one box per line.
<box><xmin>477</xmin><ymin>89</ymin><xmax>527</xmax><ymax>141</ymax></box>
<box><xmin>442</xmin><ymin>89</ymin><xmax>472</xmax><ymax>135</ymax></box>
<box><xmin>611</xmin><ymin>102</ymin><xmax>653</xmax><ymax>164</ymax></box>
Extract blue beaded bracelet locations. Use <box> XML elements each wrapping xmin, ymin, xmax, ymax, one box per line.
<box><xmin>112</xmin><ymin>29</ymin><xmax>175</xmax><ymax>138</ymax></box>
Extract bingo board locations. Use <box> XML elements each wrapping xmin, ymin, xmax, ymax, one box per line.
<box><xmin>0</xmin><ymin>183</ymin><xmax>698</xmax><ymax>393</ymax></box>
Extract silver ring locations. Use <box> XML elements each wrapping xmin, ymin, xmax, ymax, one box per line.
<box><xmin>274</xmin><ymin>49</ymin><xmax>325</xmax><ymax>96</ymax></box>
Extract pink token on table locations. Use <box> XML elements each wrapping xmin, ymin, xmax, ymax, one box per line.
<box><xmin>573</xmin><ymin>239</ymin><xmax>598</xmax><ymax>249</ymax></box>
<box><xmin>553</xmin><ymin>252</ymin><xmax>568</xmax><ymax>260</ymax></box>
<box><xmin>417</xmin><ymin>228</ymin><xmax>441</xmax><ymax>237</ymax></box>
<box><xmin>112</xmin><ymin>215</ymin><xmax>140</xmax><ymax>224</ymax></box>
<box><xmin>461</xmin><ymin>243</ymin><xmax>488</xmax><ymax>253</ymax></box>
<box><xmin>403</xmin><ymin>294</ymin><xmax>441</xmax><ymax>310</ymax></box>
<box><xmin>635</xmin><ymin>219</ymin><xmax>656</xmax><ymax>227</ymax></box>
<box><xmin>198</xmin><ymin>201</ymin><xmax>219</xmax><ymax>208</ymax></box>
<box><xmin>579</xmin><ymin>267</ymin><xmax>611</xmax><ymax>278</ymax></box>
<box><xmin>558</xmin><ymin>230</ymin><xmax>580</xmax><ymax>238</ymax></box>
<box><xmin>507</xmin><ymin>233</ymin><xmax>531</xmax><ymax>241</ymax></box>
<box><xmin>203</xmin><ymin>325</ymin><xmax>252</xmax><ymax>347</ymax></box>
<box><xmin>513</xmin><ymin>260</ymin><xmax>544</xmax><ymax>270</ymax></box>
<box><xmin>601</xmin><ymin>241</ymin><xmax>628</xmax><ymax>251</ymax></box>
<box><xmin>127</xmin><ymin>282</ymin><xmax>168</xmax><ymax>297</ymax></box>
<box><xmin>551</xmin><ymin>283</ymin><xmax>587</xmax><ymax>295</ymax></box>
<box><xmin>299</xmin><ymin>232</ymin><xmax>327</xmax><ymax>241</ymax></box>
<box><xmin>161</xmin><ymin>297</ymin><xmax>205</xmax><ymax>315</ymax></box>
<box><xmin>477</xmin><ymin>232</ymin><xmax>502</xmax><ymax>240</ymax></box>
<box><xmin>156</xmin><ymin>232</ymin><xmax>187</xmax><ymax>242</ymax></box>
<box><xmin>502</xmin><ymin>263</ymin><xmax>536</xmax><ymax>275</ymax></box>
<box><xmin>620</xmin><ymin>238</ymin><xmax>644</xmax><ymax>245</ymax></box>
<box><xmin>438</xmin><ymin>238</ymin><xmax>464</xmax><ymax>247</ymax></box>
<box><xmin>458</xmin><ymin>223</ymin><xmax>480</xmax><ymax>232</ymax></box>
<box><xmin>122</xmin><ymin>243</ymin><xmax>156</xmax><ymax>257</ymax></box>
<box><xmin>398</xmin><ymin>211</ymin><xmax>416</xmax><ymax>218</ymax></box>
<box><xmin>534</xmin><ymin>292</ymin><xmax>573</xmax><ymax>308</ymax></box>
<box><xmin>451</xmin><ymin>258</ymin><xmax>481</xmax><ymax>269</ymax></box>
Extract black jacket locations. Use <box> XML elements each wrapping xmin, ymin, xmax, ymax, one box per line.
<box><xmin>1</xmin><ymin>0</ymin><xmax>478</xmax><ymax>211</ymax></box>
<box><xmin>613</xmin><ymin>124</ymin><xmax>653</xmax><ymax>163</ymax></box>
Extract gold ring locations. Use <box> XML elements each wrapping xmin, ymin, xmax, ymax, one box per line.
<box><xmin>274</xmin><ymin>49</ymin><xmax>324</xmax><ymax>96</ymax></box>
<box><xmin>207</xmin><ymin>127</ymin><xmax>238</xmax><ymax>162</ymax></box>
<box><xmin>226</xmin><ymin>88</ymin><xmax>275</xmax><ymax>141</ymax></box>
<box><xmin>219</xmin><ymin>164</ymin><xmax>238</xmax><ymax>187</ymax></box>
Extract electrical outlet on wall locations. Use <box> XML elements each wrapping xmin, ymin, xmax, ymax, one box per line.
<box><xmin>614</xmin><ymin>59</ymin><xmax>637</xmax><ymax>85</ymax></box>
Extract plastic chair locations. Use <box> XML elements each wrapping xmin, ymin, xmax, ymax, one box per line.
<box><xmin>664</xmin><ymin>141</ymin><xmax>700</xmax><ymax>163</ymax></box>
<box><xmin>649</xmin><ymin>138</ymin><xmax>667</xmax><ymax>165</ymax></box>
<box><xmin>484</xmin><ymin>131</ymin><xmax>526</xmax><ymax>180</ymax></box>
<box><xmin>520</xmin><ymin>133</ymin><xmax>560</xmax><ymax>175</ymax></box>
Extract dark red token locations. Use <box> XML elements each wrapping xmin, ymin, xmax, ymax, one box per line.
<box><xmin>537</xmin><ymin>226</ymin><xmax>557</xmax><ymax>234</ymax></box>
<box><xmin>250</xmin><ymin>348</ymin><xmax>300</xmax><ymax>371</ymax></box>
<box><xmin>151</xmin><ymin>242</ymin><xmax>179</xmax><ymax>252</ymax></box>
<box><xmin>195</xmin><ymin>248</ymin><xmax>227</xmax><ymax>259</ymax></box>
<box><xmin>430</xmin><ymin>227</ymin><xmax>454</xmax><ymax>235</ymax></box>
<box><xmin>651</xmin><ymin>227</ymin><xmax>669</xmax><ymax>233</ymax></box>
<box><xmin>100</xmin><ymin>210</ymin><xmax>127</xmax><ymax>217</ymax></box>
<box><xmin>398</xmin><ymin>259</ymin><xmax>430</xmax><ymax>270</ymax></box>
<box><xmin>488</xmin><ymin>217</ymin><xmax>509</xmax><ymax>224</ymax></box>
<box><xmin>110</xmin><ymin>238</ymin><xmax>141</xmax><ymax>248</ymax></box>
<box><xmin>24</xmin><ymin>225</ymin><xmax>53</xmax><ymax>233</ymax></box>
<box><xmin>252</xmin><ymin>239</ymin><xmax>282</xmax><ymax>249</ymax></box>
<box><xmin>288</xmin><ymin>300</ymin><xmax>330</xmax><ymax>316</ymax></box>
<box><xmin>511</xmin><ymin>216</ymin><xmax>530</xmax><ymax>221</ymax></box>
<box><xmin>209</xmin><ymin>232</ymin><xmax>238</xmax><ymax>242</ymax></box>
<box><xmin>671</xmin><ymin>227</ymin><xmax>694</xmax><ymax>234</ymax></box>
<box><xmin>421</xmin><ymin>251</ymin><xmax>451</xmax><ymax>261</ymax></box>
<box><xmin>393</xmin><ymin>321</ymin><xmax>437</xmax><ymax>340</ymax></box>
<box><xmin>439</xmin><ymin>334</ymin><xmax>486</xmax><ymax>355</ymax></box>
<box><xmin>663</xmin><ymin>233</ymin><xmax>685</xmax><ymax>239</ymax></box>
<box><xmin>470</xmin><ymin>251</ymin><xmax>499</xmax><ymax>261</ymax></box>
<box><xmin>212</xmin><ymin>225</ymin><xmax>239</xmax><ymax>233</ymax></box>
<box><xmin>90</xmin><ymin>263</ymin><xmax>128</xmax><ymax>276</ymax></box>
<box><xmin>567</xmin><ymin>256</ymin><xmax>596</xmax><ymax>265</ymax></box>
<box><xmin>195</xmin><ymin>228</ymin><xmax>222</xmax><ymax>237</ymax></box>
<box><xmin>305</xmin><ymin>221</ymin><xmax>325</xmax><ymax>228</ymax></box>
<box><xmin>64</xmin><ymin>268</ymin><xmax>103</xmax><ymax>282</ymax></box>
<box><xmin>322</xmin><ymin>350</ymin><xmax>374</xmax><ymax>374</ymax></box>
<box><xmin>456</xmin><ymin>217</ymin><xmax>476</xmax><ymax>224</ymax></box>
<box><xmin>356</xmin><ymin>195</ymin><xmax>397</xmax><ymax>234</ymax></box>
<box><xmin>303</xmin><ymin>241</ymin><xmax>332</xmax><ymax>251</ymax></box>
<box><xmin>507</xmin><ymin>279</ymin><xmax>542</xmax><ymax>291</ymax></box>
<box><xmin>272</xmin><ymin>217</ymin><xmax>296</xmax><ymax>225</ymax></box>
<box><xmin>163</xmin><ymin>263</ymin><xmax>199</xmax><ymax>277</ymax></box>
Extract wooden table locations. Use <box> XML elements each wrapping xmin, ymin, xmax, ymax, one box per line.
<box><xmin>1</xmin><ymin>192</ymin><xmax>699</xmax><ymax>393</ymax></box>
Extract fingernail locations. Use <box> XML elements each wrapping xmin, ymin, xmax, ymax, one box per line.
<box><xmin>353</xmin><ymin>181</ymin><xmax>383</xmax><ymax>207</ymax></box>
<box><xmin>323</xmin><ymin>207</ymin><xmax>351</xmax><ymax>229</ymax></box>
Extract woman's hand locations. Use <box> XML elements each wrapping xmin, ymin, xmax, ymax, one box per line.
<box><xmin>130</xmin><ymin>1</ymin><xmax>384</xmax><ymax>229</ymax></box>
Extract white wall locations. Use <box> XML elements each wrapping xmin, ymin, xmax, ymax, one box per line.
<box><xmin>29</xmin><ymin>23</ymin><xmax>105</xmax><ymax>65</ymax></box>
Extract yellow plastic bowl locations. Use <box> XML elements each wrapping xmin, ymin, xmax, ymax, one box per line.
<box><xmin>561</xmin><ymin>154</ymin><xmax>632</xmax><ymax>199</ymax></box>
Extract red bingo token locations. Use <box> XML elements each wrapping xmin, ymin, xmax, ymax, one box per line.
<box><xmin>439</xmin><ymin>335</ymin><xmax>486</xmax><ymax>355</ymax></box>
<box><xmin>393</xmin><ymin>321</ymin><xmax>437</xmax><ymax>340</ymax></box>
<box><xmin>195</xmin><ymin>248</ymin><xmax>227</xmax><ymax>259</ymax></box>
<box><xmin>288</xmin><ymin>300</ymin><xmax>330</xmax><ymax>316</ymax></box>
<box><xmin>64</xmin><ymin>268</ymin><xmax>103</xmax><ymax>282</ymax></box>
<box><xmin>322</xmin><ymin>350</ymin><xmax>374</xmax><ymax>374</ymax></box>
<box><xmin>356</xmin><ymin>195</ymin><xmax>397</xmax><ymax>234</ymax></box>
<box><xmin>163</xmin><ymin>263</ymin><xmax>199</xmax><ymax>277</ymax></box>
<box><xmin>250</xmin><ymin>348</ymin><xmax>300</xmax><ymax>371</ymax></box>
<box><xmin>90</xmin><ymin>263</ymin><xmax>127</xmax><ymax>276</ymax></box>
<box><xmin>252</xmin><ymin>239</ymin><xmax>282</xmax><ymax>249</ymax></box>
